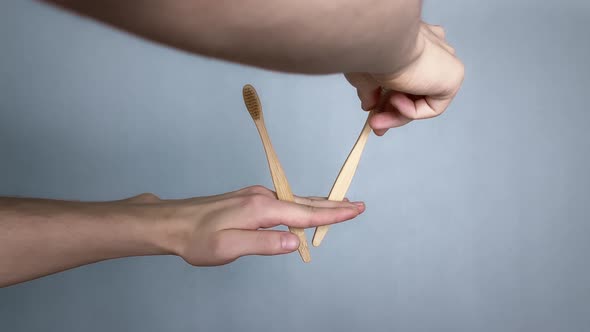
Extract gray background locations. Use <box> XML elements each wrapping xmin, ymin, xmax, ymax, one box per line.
<box><xmin>1</xmin><ymin>0</ymin><xmax>589</xmax><ymax>331</ymax></box>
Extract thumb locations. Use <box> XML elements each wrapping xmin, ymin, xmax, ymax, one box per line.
<box><xmin>217</xmin><ymin>229</ymin><xmax>300</xmax><ymax>260</ymax></box>
<box><xmin>345</xmin><ymin>73</ymin><xmax>380</xmax><ymax>111</ymax></box>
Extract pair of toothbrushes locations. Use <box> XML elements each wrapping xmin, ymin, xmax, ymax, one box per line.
<box><xmin>243</xmin><ymin>84</ymin><xmax>386</xmax><ymax>262</ymax></box>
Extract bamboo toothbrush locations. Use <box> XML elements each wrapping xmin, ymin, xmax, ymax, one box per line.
<box><xmin>242</xmin><ymin>84</ymin><xmax>311</xmax><ymax>263</ymax></box>
<box><xmin>312</xmin><ymin>89</ymin><xmax>389</xmax><ymax>246</ymax></box>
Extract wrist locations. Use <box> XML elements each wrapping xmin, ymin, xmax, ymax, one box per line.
<box><xmin>91</xmin><ymin>201</ymin><xmax>189</xmax><ymax>258</ymax></box>
<box><xmin>371</xmin><ymin>29</ymin><xmax>425</xmax><ymax>86</ymax></box>
<box><xmin>373</xmin><ymin>18</ymin><xmax>424</xmax><ymax>77</ymax></box>
<box><xmin>134</xmin><ymin>203</ymin><xmax>193</xmax><ymax>258</ymax></box>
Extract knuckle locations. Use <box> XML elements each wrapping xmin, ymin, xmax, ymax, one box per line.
<box><xmin>242</xmin><ymin>185</ymin><xmax>271</xmax><ymax>196</ymax></box>
<box><xmin>136</xmin><ymin>192</ymin><xmax>160</xmax><ymax>203</ymax></box>
<box><xmin>433</xmin><ymin>25</ymin><xmax>446</xmax><ymax>38</ymax></box>
<box><xmin>434</xmin><ymin>106</ymin><xmax>446</xmax><ymax>116</ymax></box>
<box><xmin>458</xmin><ymin>62</ymin><xmax>466</xmax><ymax>78</ymax></box>
<box><xmin>241</xmin><ymin>193</ymin><xmax>270</xmax><ymax>210</ymax></box>
<box><xmin>302</xmin><ymin>205</ymin><xmax>317</xmax><ymax>227</ymax></box>
<box><xmin>432</xmin><ymin>111</ymin><xmax>444</xmax><ymax>118</ymax></box>
<box><xmin>407</xmin><ymin>112</ymin><xmax>421</xmax><ymax>120</ymax></box>
<box><xmin>428</xmin><ymin>107</ymin><xmax>446</xmax><ymax>119</ymax></box>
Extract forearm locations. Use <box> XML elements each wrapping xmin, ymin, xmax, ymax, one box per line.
<box><xmin>0</xmin><ymin>197</ymin><xmax>175</xmax><ymax>287</ymax></box>
<box><xmin>45</xmin><ymin>0</ymin><xmax>422</xmax><ymax>74</ymax></box>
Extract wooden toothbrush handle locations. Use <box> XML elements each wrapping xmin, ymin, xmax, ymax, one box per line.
<box><xmin>256</xmin><ymin>121</ymin><xmax>311</xmax><ymax>263</ymax></box>
<box><xmin>313</xmin><ymin>88</ymin><xmax>390</xmax><ymax>246</ymax></box>
<box><xmin>312</xmin><ymin>114</ymin><xmax>372</xmax><ymax>246</ymax></box>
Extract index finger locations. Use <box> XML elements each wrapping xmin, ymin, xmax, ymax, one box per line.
<box><xmin>388</xmin><ymin>90</ymin><xmax>455</xmax><ymax>121</ymax></box>
<box><xmin>248</xmin><ymin>198</ymin><xmax>363</xmax><ymax>229</ymax></box>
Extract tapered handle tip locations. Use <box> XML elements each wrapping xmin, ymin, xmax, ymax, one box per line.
<box><xmin>312</xmin><ymin>225</ymin><xmax>329</xmax><ymax>247</ymax></box>
<box><xmin>289</xmin><ymin>227</ymin><xmax>311</xmax><ymax>262</ymax></box>
<box><xmin>301</xmin><ymin>251</ymin><xmax>311</xmax><ymax>263</ymax></box>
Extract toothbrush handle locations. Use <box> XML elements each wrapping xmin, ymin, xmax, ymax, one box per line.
<box><xmin>256</xmin><ymin>121</ymin><xmax>312</xmax><ymax>263</ymax></box>
<box><xmin>313</xmin><ymin>88</ymin><xmax>389</xmax><ymax>246</ymax></box>
<box><xmin>312</xmin><ymin>115</ymin><xmax>371</xmax><ymax>246</ymax></box>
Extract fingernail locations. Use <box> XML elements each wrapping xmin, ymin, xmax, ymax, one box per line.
<box><xmin>360</xmin><ymin>101</ymin><xmax>368</xmax><ymax>111</ymax></box>
<box><xmin>352</xmin><ymin>201</ymin><xmax>365</xmax><ymax>212</ymax></box>
<box><xmin>281</xmin><ymin>234</ymin><xmax>299</xmax><ymax>251</ymax></box>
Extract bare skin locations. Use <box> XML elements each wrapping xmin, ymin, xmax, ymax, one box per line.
<box><xmin>0</xmin><ymin>186</ymin><xmax>363</xmax><ymax>287</ymax></box>
<box><xmin>45</xmin><ymin>0</ymin><xmax>463</xmax><ymax>132</ymax></box>
<box><xmin>1</xmin><ymin>0</ymin><xmax>464</xmax><ymax>287</ymax></box>
<box><xmin>346</xmin><ymin>22</ymin><xmax>464</xmax><ymax>135</ymax></box>
<box><xmin>44</xmin><ymin>0</ymin><xmax>422</xmax><ymax>74</ymax></box>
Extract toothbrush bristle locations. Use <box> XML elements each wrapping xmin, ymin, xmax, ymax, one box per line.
<box><xmin>242</xmin><ymin>84</ymin><xmax>262</xmax><ymax>120</ymax></box>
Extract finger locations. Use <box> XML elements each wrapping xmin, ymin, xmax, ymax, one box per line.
<box><xmin>369</xmin><ymin>111</ymin><xmax>413</xmax><ymax>130</ymax></box>
<box><xmin>294</xmin><ymin>196</ymin><xmax>359</xmax><ymax>208</ymax></box>
<box><xmin>434</xmin><ymin>39</ymin><xmax>456</xmax><ymax>55</ymax></box>
<box><xmin>243</xmin><ymin>198</ymin><xmax>363</xmax><ymax>229</ymax></box>
<box><xmin>427</xmin><ymin>24</ymin><xmax>446</xmax><ymax>40</ymax></box>
<box><xmin>358</xmin><ymin>87</ymin><xmax>381</xmax><ymax>112</ymax></box>
<box><xmin>423</xmin><ymin>24</ymin><xmax>456</xmax><ymax>55</ymax></box>
<box><xmin>369</xmin><ymin>93</ymin><xmax>414</xmax><ymax>129</ymax></box>
<box><xmin>215</xmin><ymin>229</ymin><xmax>300</xmax><ymax>261</ymax></box>
<box><xmin>373</xmin><ymin>128</ymin><xmax>389</xmax><ymax>136</ymax></box>
<box><xmin>345</xmin><ymin>73</ymin><xmax>381</xmax><ymax>111</ymax></box>
<box><xmin>394</xmin><ymin>93</ymin><xmax>453</xmax><ymax>121</ymax></box>
<box><xmin>444</xmin><ymin>44</ymin><xmax>456</xmax><ymax>55</ymax></box>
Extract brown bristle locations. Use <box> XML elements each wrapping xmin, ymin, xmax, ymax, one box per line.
<box><xmin>242</xmin><ymin>84</ymin><xmax>262</xmax><ymax>120</ymax></box>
